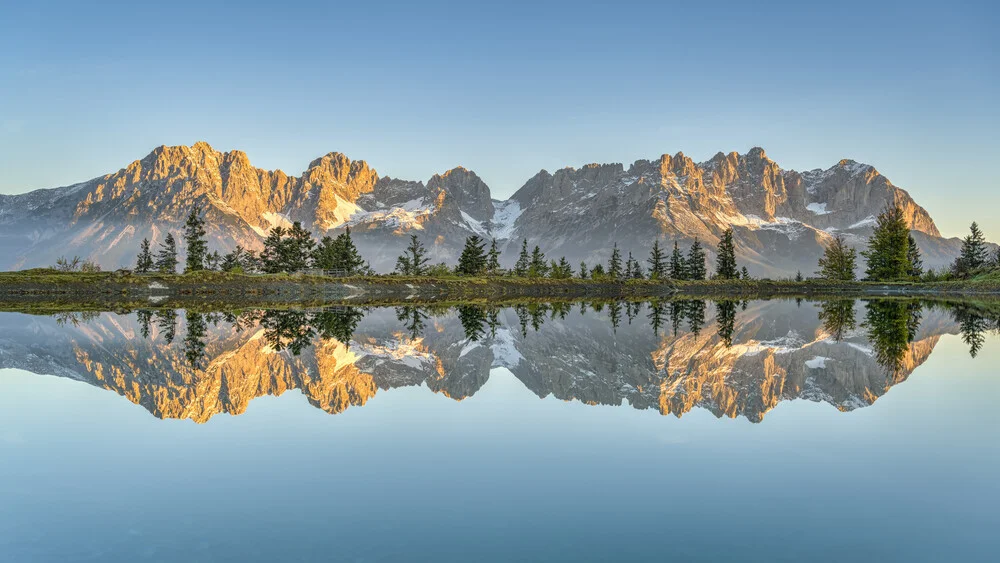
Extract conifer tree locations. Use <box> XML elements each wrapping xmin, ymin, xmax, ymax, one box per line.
<box><xmin>556</xmin><ymin>257</ymin><xmax>573</xmax><ymax>279</ymax></box>
<box><xmin>685</xmin><ymin>239</ymin><xmax>707</xmax><ymax>280</ymax></box>
<box><xmin>334</xmin><ymin>226</ymin><xmax>366</xmax><ymax>275</ymax></box>
<box><xmin>907</xmin><ymin>233</ymin><xmax>923</xmax><ymax>279</ymax></box>
<box><xmin>286</xmin><ymin>222</ymin><xmax>315</xmax><ymax>271</ymax></box>
<box><xmin>608</xmin><ymin>243</ymin><xmax>623</xmax><ymax>280</ymax></box>
<box><xmin>647</xmin><ymin>240</ymin><xmax>667</xmax><ymax>280</ymax></box>
<box><xmin>204</xmin><ymin>250</ymin><xmax>222</xmax><ymax>271</ymax></box>
<box><xmin>816</xmin><ymin>233</ymin><xmax>857</xmax><ymax>281</ymax></box>
<box><xmin>590</xmin><ymin>263</ymin><xmax>606</xmax><ymax>279</ymax></box>
<box><xmin>528</xmin><ymin>245</ymin><xmax>549</xmax><ymax>278</ymax></box>
<box><xmin>669</xmin><ymin>241</ymin><xmax>686</xmax><ymax>280</ymax></box>
<box><xmin>953</xmin><ymin>221</ymin><xmax>990</xmax><ymax>278</ymax></box>
<box><xmin>221</xmin><ymin>246</ymin><xmax>246</xmax><ymax>272</ymax></box>
<box><xmin>714</xmin><ymin>228</ymin><xmax>738</xmax><ymax>279</ymax></box>
<box><xmin>486</xmin><ymin>238</ymin><xmax>502</xmax><ymax>275</ymax></box>
<box><xmin>741</xmin><ymin>266</ymin><xmax>750</xmax><ymax>280</ymax></box>
<box><xmin>514</xmin><ymin>239</ymin><xmax>530</xmax><ymax>277</ymax></box>
<box><xmin>578</xmin><ymin>261</ymin><xmax>589</xmax><ymax>279</ymax></box>
<box><xmin>155</xmin><ymin>233</ymin><xmax>178</xmax><ymax>274</ymax></box>
<box><xmin>795</xmin><ymin>270</ymin><xmax>804</xmax><ymax>282</ymax></box>
<box><xmin>135</xmin><ymin>238</ymin><xmax>154</xmax><ymax>273</ymax></box>
<box><xmin>183</xmin><ymin>207</ymin><xmax>208</xmax><ymax>273</ymax></box>
<box><xmin>312</xmin><ymin>235</ymin><xmax>338</xmax><ymax>271</ymax></box>
<box><xmin>862</xmin><ymin>204</ymin><xmax>911</xmax><ymax>281</ymax></box>
<box><xmin>261</xmin><ymin>226</ymin><xmax>287</xmax><ymax>273</ymax></box>
<box><xmin>457</xmin><ymin>235</ymin><xmax>488</xmax><ymax>275</ymax></box>
<box><xmin>395</xmin><ymin>234</ymin><xmax>430</xmax><ymax>276</ymax></box>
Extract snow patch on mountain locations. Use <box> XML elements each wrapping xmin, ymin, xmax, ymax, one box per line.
<box><xmin>490</xmin><ymin>200</ymin><xmax>522</xmax><ymax>240</ymax></box>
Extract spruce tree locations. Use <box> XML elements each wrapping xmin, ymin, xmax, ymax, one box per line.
<box><xmin>204</xmin><ymin>250</ymin><xmax>222</xmax><ymax>271</ymax></box>
<box><xmin>647</xmin><ymin>240</ymin><xmax>667</xmax><ymax>280</ymax></box>
<box><xmin>486</xmin><ymin>238</ymin><xmax>501</xmax><ymax>275</ymax></box>
<box><xmin>221</xmin><ymin>246</ymin><xmax>246</xmax><ymax>272</ymax></box>
<box><xmin>685</xmin><ymin>239</ymin><xmax>707</xmax><ymax>280</ymax></box>
<box><xmin>183</xmin><ymin>207</ymin><xmax>208</xmax><ymax>273</ymax></box>
<box><xmin>135</xmin><ymin>238</ymin><xmax>154</xmax><ymax>273</ymax></box>
<box><xmin>669</xmin><ymin>241</ymin><xmax>686</xmax><ymax>280</ymax></box>
<box><xmin>514</xmin><ymin>239</ymin><xmax>530</xmax><ymax>277</ymax></box>
<box><xmin>528</xmin><ymin>245</ymin><xmax>549</xmax><ymax>278</ymax></box>
<box><xmin>334</xmin><ymin>226</ymin><xmax>365</xmax><ymax>275</ymax></box>
<box><xmin>714</xmin><ymin>228</ymin><xmax>738</xmax><ymax>279</ymax></box>
<box><xmin>261</xmin><ymin>226</ymin><xmax>287</xmax><ymax>273</ymax></box>
<box><xmin>456</xmin><ymin>235</ymin><xmax>488</xmax><ymax>275</ymax></box>
<box><xmin>554</xmin><ymin>257</ymin><xmax>573</xmax><ymax>279</ymax></box>
<box><xmin>578</xmin><ymin>261</ymin><xmax>589</xmax><ymax>279</ymax></box>
<box><xmin>155</xmin><ymin>233</ymin><xmax>178</xmax><ymax>274</ymax></box>
<box><xmin>395</xmin><ymin>234</ymin><xmax>430</xmax><ymax>276</ymax></box>
<box><xmin>608</xmin><ymin>243</ymin><xmax>623</xmax><ymax>280</ymax></box>
<box><xmin>795</xmin><ymin>270</ymin><xmax>804</xmax><ymax>282</ymax></box>
<box><xmin>862</xmin><ymin>204</ymin><xmax>911</xmax><ymax>281</ymax></box>
<box><xmin>953</xmin><ymin>221</ymin><xmax>990</xmax><ymax>277</ymax></box>
<box><xmin>907</xmin><ymin>234</ymin><xmax>923</xmax><ymax>279</ymax></box>
<box><xmin>286</xmin><ymin>222</ymin><xmax>315</xmax><ymax>271</ymax></box>
<box><xmin>817</xmin><ymin>234</ymin><xmax>857</xmax><ymax>281</ymax></box>
<box><xmin>741</xmin><ymin>266</ymin><xmax>750</xmax><ymax>280</ymax></box>
<box><xmin>313</xmin><ymin>235</ymin><xmax>338</xmax><ymax>271</ymax></box>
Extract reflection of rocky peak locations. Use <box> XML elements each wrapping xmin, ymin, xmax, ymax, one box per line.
<box><xmin>0</xmin><ymin>300</ymin><xmax>962</xmax><ymax>423</ymax></box>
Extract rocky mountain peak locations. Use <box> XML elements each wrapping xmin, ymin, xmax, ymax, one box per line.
<box><xmin>427</xmin><ymin>166</ymin><xmax>494</xmax><ymax>221</ymax></box>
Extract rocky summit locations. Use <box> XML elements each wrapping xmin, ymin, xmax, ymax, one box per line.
<box><xmin>0</xmin><ymin>142</ymin><xmax>966</xmax><ymax>275</ymax></box>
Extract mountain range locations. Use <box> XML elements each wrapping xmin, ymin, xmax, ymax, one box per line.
<box><xmin>0</xmin><ymin>142</ymin><xmax>966</xmax><ymax>275</ymax></box>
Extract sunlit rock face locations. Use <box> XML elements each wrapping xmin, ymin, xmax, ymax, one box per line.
<box><xmin>0</xmin><ymin>143</ymin><xmax>966</xmax><ymax>275</ymax></box>
<box><xmin>0</xmin><ymin>300</ymin><xmax>962</xmax><ymax>423</ymax></box>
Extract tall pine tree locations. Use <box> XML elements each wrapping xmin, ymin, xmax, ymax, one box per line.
<box><xmin>953</xmin><ymin>221</ymin><xmax>990</xmax><ymax>278</ymax></box>
<box><xmin>456</xmin><ymin>235</ymin><xmax>488</xmax><ymax>275</ymax></box>
<box><xmin>714</xmin><ymin>228</ymin><xmax>738</xmax><ymax>279</ymax></box>
<box><xmin>514</xmin><ymin>239</ymin><xmax>530</xmax><ymax>277</ymax></box>
<box><xmin>907</xmin><ymin>234</ymin><xmax>923</xmax><ymax>279</ymax></box>
<box><xmin>647</xmin><ymin>240</ymin><xmax>666</xmax><ymax>280</ymax></box>
<box><xmin>608</xmin><ymin>243</ymin><xmax>623</xmax><ymax>280</ymax></box>
<box><xmin>862</xmin><ymin>204</ymin><xmax>911</xmax><ymax>281</ymax></box>
<box><xmin>486</xmin><ymin>238</ymin><xmax>502</xmax><ymax>275</ymax></box>
<box><xmin>528</xmin><ymin>246</ymin><xmax>549</xmax><ymax>278</ymax></box>
<box><xmin>817</xmin><ymin>234</ymin><xmax>857</xmax><ymax>281</ymax></box>
<box><xmin>669</xmin><ymin>241</ymin><xmax>686</xmax><ymax>280</ymax></box>
<box><xmin>135</xmin><ymin>238</ymin><xmax>154</xmax><ymax>273</ymax></box>
<box><xmin>183</xmin><ymin>207</ymin><xmax>208</xmax><ymax>273</ymax></box>
<box><xmin>395</xmin><ymin>234</ymin><xmax>430</xmax><ymax>275</ymax></box>
<box><xmin>155</xmin><ymin>233</ymin><xmax>178</xmax><ymax>274</ymax></box>
<box><xmin>685</xmin><ymin>239</ymin><xmax>707</xmax><ymax>280</ymax></box>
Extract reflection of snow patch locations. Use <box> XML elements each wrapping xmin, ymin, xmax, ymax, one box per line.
<box><xmin>459</xmin><ymin>340</ymin><xmax>481</xmax><ymax>357</ymax></box>
<box><xmin>148</xmin><ymin>282</ymin><xmax>168</xmax><ymax>290</ymax></box>
<box><xmin>490</xmin><ymin>327</ymin><xmax>523</xmax><ymax>368</ymax></box>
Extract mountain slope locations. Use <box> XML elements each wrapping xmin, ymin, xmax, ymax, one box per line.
<box><xmin>0</xmin><ymin>142</ymin><xmax>962</xmax><ymax>275</ymax></box>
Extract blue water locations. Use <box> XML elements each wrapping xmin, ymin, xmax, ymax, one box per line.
<box><xmin>0</xmin><ymin>301</ymin><xmax>997</xmax><ymax>562</ymax></box>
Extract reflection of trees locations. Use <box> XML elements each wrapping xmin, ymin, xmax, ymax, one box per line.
<box><xmin>183</xmin><ymin>311</ymin><xmax>207</xmax><ymax>367</ymax></box>
<box><xmin>670</xmin><ymin>301</ymin><xmax>684</xmax><ymax>336</ymax></box>
<box><xmin>863</xmin><ymin>300</ymin><xmax>922</xmax><ymax>376</ymax></box>
<box><xmin>944</xmin><ymin>303</ymin><xmax>1000</xmax><ymax>358</ymax></box>
<box><xmin>136</xmin><ymin>309</ymin><xmax>153</xmax><ymax>338</ymax></box>
<box><xmin>715</xmin><ymin>300</ymin><xmax>737</xmax><ymax>347</ymax></box>
<box><xmin>313</xmin><ymin>307</ymin><xmax>365</xmax><ymax>344</ymax></box>
<box><xmin>260</xmin><ymin>310</ymin><xmax>315</xmax><ymax>355</ymax></box>
<box><xmin>457</xmin><ymin>305</ymin><xmax>487</xmax><ymax>341</ymax></box>
<box><xmin>53</xmin><ymin>311</ymin><xmax>100</xmax><ymax>326</ymax></box>
<box><xmin>647</xmin><ymin>300</ymin><xmax>666</xmax><ymax>335</ymax></box>
<box><xmin>818</xmin><ymin>300</ymin><xmax>856</xmax><ymax>341</ymax></box>
<box><xmin>685</xmin><ymin>300</ymin><xmax>706</xmax><ymax>336</ymax></box>
<box><xmin>396</xmin><ymin>306</ymin><xmax>428</xmax><ymax>339</ymax></box>
<box><xmin>608</xmin><ymin>301</ymin><xmax>622</xmax><ymax>331</ymax></box>
<box><xmin>625</xmin><ymin>301</ymin><xmax>640</xmax><ymax>325</ymax></box>
<box><xmin>154</xmin><ymin>310</ymin><xmax>177</xmax><ymax>344</ymax></box>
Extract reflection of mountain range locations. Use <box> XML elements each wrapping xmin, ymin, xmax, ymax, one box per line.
<box><xmin>0</xmin><ymin>301</ymin><xmax>961</xmax><ymax>423</ymax></box>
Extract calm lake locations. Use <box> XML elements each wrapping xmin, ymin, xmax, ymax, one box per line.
<box><xmin>1</xmin><ymin>299</ymin><xmax>998</xmax><ymax>562</ymax></box>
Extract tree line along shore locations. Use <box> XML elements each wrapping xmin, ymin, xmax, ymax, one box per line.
<box><xmin>15</xmin><ymin>203</ymin><xmax>1000</xmax><ymax>293</ymax></box>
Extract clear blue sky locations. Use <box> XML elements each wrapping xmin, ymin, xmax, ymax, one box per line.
<box><xmin>1</xmin><ymin>0</ymin><xmax>996</xmax><ymax>238</ymax></box>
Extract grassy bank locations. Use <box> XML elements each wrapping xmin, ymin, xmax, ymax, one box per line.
<box><xmin>3</xmin><ymin>268</ymin><xmax>1000</xmax><ymax>308</ymax></box>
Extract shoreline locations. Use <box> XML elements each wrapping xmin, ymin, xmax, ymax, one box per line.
<box><xmin>2</xmin><ymin>270</ymin><xmax>1000</xmax><ymax>309</ymax></box>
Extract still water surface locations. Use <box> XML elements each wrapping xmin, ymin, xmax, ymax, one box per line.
<box><xmin>0</xmin><ymin>299</ymin><xmax>998</xmax><ymax>561</ymax></box>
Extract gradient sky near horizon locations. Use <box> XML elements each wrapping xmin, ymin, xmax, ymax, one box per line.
<box><xmin>1</xmin><ymin>0</ymin><xmax>997</xmax><ymax>238</ymax></box>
